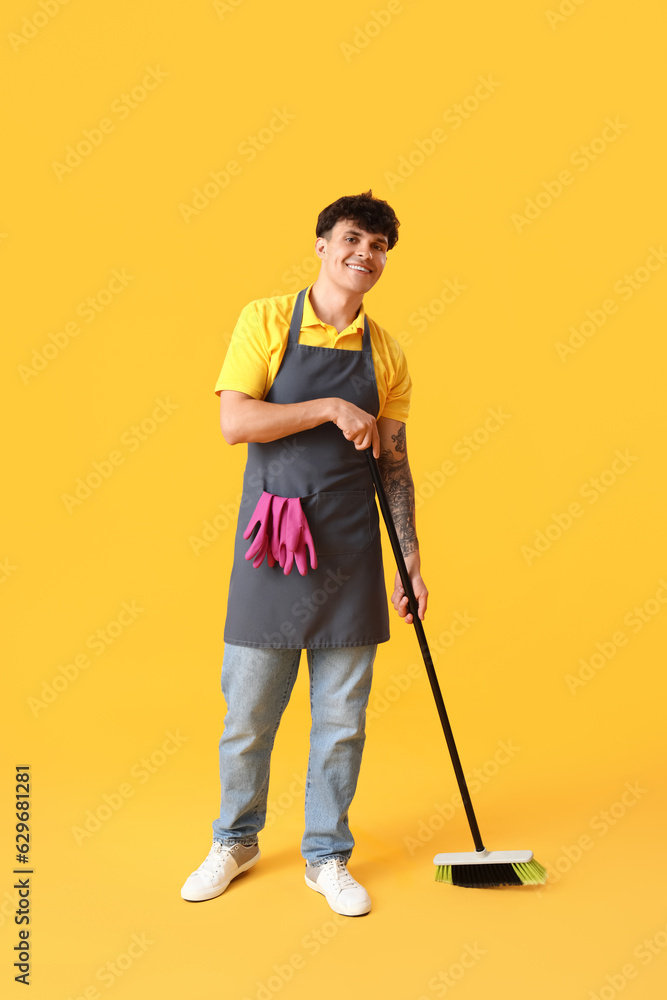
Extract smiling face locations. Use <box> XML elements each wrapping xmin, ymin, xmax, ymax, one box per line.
<box><xmin>315</xmin><ymin>218</ymin><xmax>388</xmax><ymax>294</ymax></box>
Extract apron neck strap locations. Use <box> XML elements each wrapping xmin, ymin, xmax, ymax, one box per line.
<box><xmin>288</xmin><ymin>288</ymin><xmax>307</xmax><ymax>344</ymax></box>
<box><xmin>289</xmin><ymin>287</ymin><xmax>372</xmax><ymax>352</ymax></box>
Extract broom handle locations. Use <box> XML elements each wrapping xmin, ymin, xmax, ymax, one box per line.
<box><xmin>366</xmin><ymin>449</ymin><xmax>486</xmax><ymax>853</ymax></box>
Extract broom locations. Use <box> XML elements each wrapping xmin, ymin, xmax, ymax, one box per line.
<box><xmin>366</xmin><ymin>449</ymin><xmax>547</xmax><ymax>888</ymax></box>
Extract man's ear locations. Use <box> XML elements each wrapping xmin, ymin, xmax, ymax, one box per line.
<box><xmin>314</xmin><ymin>237</ymin><xmax>328</xmax><ymax>260</ymax></box>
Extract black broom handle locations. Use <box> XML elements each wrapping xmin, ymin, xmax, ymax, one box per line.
<box><xmin>366</xmin><ymin>449</ymin><xmax>486</xmax><ymax>853</ymax></box>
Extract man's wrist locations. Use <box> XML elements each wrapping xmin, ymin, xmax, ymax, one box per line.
<box><xmin>403</xmin><ymin>549</ymin><xmax>421</xmax><ymax>573</ymax></box>
<box><xmin>317</xmin><ymin>397</ymin><xmax>339</xmax><ymax>425</ymax></box>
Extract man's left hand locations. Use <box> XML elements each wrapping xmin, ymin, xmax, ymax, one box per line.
<box><xmin>391</xmin><ymin>567</ymin><xmax>428</xmax><ymax>624</ymax></box>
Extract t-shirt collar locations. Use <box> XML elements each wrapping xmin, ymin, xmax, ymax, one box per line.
<box><xmin>302</xmin><ymin>283</ymin><xmax>366</xmax><ymax>335</ymax></box>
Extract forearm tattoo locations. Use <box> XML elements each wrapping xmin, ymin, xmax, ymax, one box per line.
<box><xmin>377</xmin><ymin>424</ymin><xmax>418</xmax><ymax>556</ymax></box>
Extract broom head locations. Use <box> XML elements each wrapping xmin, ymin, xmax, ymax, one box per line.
<box><xmin>433</xmin><ymin>849</ymin><xmax>547</xmax><ymax>888</ymax></box>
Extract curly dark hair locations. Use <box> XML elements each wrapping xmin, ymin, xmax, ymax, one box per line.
<box><xmin>316</xmin><ymin>189</ymin><xmax>400</xmax><ymax>250</ymax></box>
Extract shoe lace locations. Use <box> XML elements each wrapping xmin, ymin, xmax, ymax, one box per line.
<box><xmin>325</xmin><ymin>859</ymin><xmax>357</xmax><ymax>889</ymax></box>
<box><xmin>199</xmin><ymin>842</ymin><xmax>232</xmax><ymax>873</ymax></box>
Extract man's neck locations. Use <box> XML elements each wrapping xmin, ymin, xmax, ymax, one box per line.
<box><xmin>307</xmin><ymin>276</ymin><xmax>363</xmax><ymax>335</ymax></box>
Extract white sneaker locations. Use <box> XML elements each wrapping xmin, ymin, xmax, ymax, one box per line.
<box><xmin>181</xmin><ymin>842</ymin><xmax>260</xmax><ymax>901</ymax></box>
<box><xmin>304</xmin><ymin>858</ymin><xmax>371</xmax><ymax>916</ymax></box>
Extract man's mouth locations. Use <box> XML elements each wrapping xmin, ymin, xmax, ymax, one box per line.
<box><xmin>346</xmin><ymin>263</ymin><xmax>371</xmax><ymax>273</ymax></box>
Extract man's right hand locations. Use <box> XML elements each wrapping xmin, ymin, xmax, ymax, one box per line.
<box><xmin>219</xmin><ymin>390</ymin><xmax>379</xmax><ymax>454</ymax></box>
<box><xmin>330</xmin><ymin>399</ymin><xmax>380</xmax><ymax>457</ymax></box>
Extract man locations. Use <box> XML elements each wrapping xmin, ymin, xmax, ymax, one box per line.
<box><xmin>181</xmin><ymin>190</ymin><xmax>427</xmax><ymax>916</ymax></box>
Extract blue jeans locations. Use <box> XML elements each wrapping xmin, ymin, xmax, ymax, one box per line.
<box><xmin>212</xmin><ymin>642</ymin><xmax>377</xmax><ymax>866</ymax></box>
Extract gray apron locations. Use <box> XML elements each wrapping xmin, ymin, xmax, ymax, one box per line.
<box><xmin>224</xmin><ymin>287</ymin><xmax>390</xmax><ymax>649</ymax></box>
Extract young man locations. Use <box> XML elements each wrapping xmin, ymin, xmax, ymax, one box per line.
<box><xmin>181</xmin><ymin>190</ymin><xmax>427</xmax><ymax>916</ymax></box>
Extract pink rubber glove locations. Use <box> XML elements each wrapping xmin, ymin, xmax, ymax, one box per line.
<box><xmin>269</xmin><ymin>495</ymin><xmax>288</xmax><ymax>567</ymax></box>
<box><xmin>279</xmin><ymin>497</ymin><xmax>317</xmax><ymax>576</ymax></box>
<box><xmin>243</xmin><ymin>491</ymin><xmax>274</xmax><ymax>569</ymax></box>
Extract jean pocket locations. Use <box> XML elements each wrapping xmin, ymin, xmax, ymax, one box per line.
<box><xmin>311</xmin><ymin>491</ymin><xmax>372</xmax><ymax>555</ymax></box>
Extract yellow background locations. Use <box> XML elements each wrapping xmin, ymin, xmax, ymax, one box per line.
<box><xmin>3</xmin><ymin>1</ymin><xmax>666</xmax><ymax>997</ymax></box>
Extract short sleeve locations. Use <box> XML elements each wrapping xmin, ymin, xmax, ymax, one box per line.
<box><xmin>213</xmin><ymin>302</ymin><xmax>271</xmax><ymax>398</ymax></box>
<box><xmin>380</xmin><ymin>338</ymin><xmax>412</xmax><ymax>422</ymax></box>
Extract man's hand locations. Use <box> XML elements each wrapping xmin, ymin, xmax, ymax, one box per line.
<box><xmin>391</xmin><ymin>563</ymin><xmax>428</xmax><ymax>624</ymax></box>
<box><xmin>220</xmin><ymin>391</ymin><xmax>380</xmax><ymax>454</ymax></box>
<box><xmin>331</xmin><ymin>399</ymin><xmax>380</xmax><ymax>457</ymax></box>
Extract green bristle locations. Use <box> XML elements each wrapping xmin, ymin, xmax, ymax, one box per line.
<box><xmin>512</xmin><ymin>859</ymin><xmax>548</xmax><ymax>885</ymax></box>
<box><xmin>434</xmin><ymin>858</ymin><xmax>548</xmax><ymax>887</ymax></box>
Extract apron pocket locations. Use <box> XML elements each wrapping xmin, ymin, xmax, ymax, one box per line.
<box><xmin>313</xmin><ymin>491</ymin><xmax>372</xmax><ymax>555</ymax></box>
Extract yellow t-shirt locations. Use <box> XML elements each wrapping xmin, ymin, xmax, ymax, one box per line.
<box><xmin>214</xmin><ymin>284</ymin><xmax>411</xmax><ymax>422</ymax></box>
